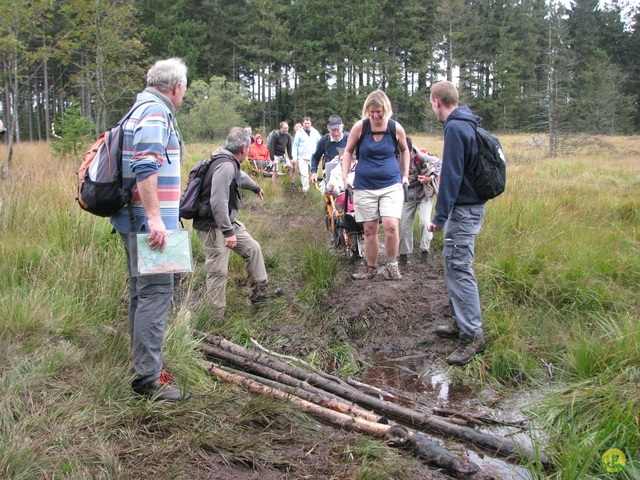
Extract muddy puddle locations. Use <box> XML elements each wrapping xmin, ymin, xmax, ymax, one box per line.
<box><xmin>364</xmin><ymin>353</ymin><xmax>536</xmax><ymax>480</ymax></box>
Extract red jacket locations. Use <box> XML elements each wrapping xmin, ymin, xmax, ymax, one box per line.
<box><xmin>249</xmin><ymin>134</ymin><xmax>270</xmax><ymax>161</ymax></box>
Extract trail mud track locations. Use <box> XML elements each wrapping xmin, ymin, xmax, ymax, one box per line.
<box><xmin>264</xmin><ymin>239</ymin><xmax>456</xmax><ymax>370</ymax></box>
<box><xmin>217</xmin><ymin>196</ymin><xmax>536</xmax><ymax>479</ymax></box>
<box><xmin>323</xmin><ymin>250</ymin><xmax>454</xmax><ymax>361</ymax></box>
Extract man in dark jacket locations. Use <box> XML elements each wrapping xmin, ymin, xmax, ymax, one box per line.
<box><xmin>194</xmin><ymin>127</ymin><xmax>279</xmax><ymax>320</ymax></box>
<box><xmin>310</xmin><ymin>114</ymin><xmax>349</xmax><ymax>185</ymax></box>
<box><xmin>428</xmin><ymin>81</ymin><xmax>487</xmax><ymax>366</ymax></box>
<box><xmin>269</xmin><ymin>121</ymin><xmax>294</xmax><ymax>187</ymax></box>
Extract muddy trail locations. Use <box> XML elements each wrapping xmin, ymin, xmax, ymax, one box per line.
<box><xmin>188</xmin><ymin>190</ymin><xmax>541</xmax><ymax>479</ymax></box>
<box><xmin>252</xmin><ymin>233</ymin><xmax>538</xmax><ymax>479</ymax></box>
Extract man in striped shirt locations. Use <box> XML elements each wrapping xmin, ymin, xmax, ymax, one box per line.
<box><xmin>110</xmin><ymin>58</ymin><xmax>189</xmax><ymax>402</ymax></box>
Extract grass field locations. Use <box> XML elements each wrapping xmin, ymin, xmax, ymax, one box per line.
<box><xmin>1</xmin><ymin>133</ymin><xmax>639</xmax><ymax>479</ymax></box>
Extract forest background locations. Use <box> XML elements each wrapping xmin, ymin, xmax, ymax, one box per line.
<box><xmin>1</xmin><ymin>0</ymin><xmax>639</xmax><ymax>158</ymax></box>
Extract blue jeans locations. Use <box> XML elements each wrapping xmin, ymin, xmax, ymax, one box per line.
<box><xmin>120</xmin><ymin>233</ymin><xmax>174</xmax><ymax>388</ymax></box>
<box><xmin>442</xmin><ymin>204</ymin><xmax>486</xmax><ymax>343</ymax></box>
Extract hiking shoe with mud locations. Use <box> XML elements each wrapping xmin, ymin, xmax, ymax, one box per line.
<box><xmin>436</xmin><ymin>323</ymin><xmax>460</xmax><ymax>339</ymax></box>
<box><xmin>251</xmin><ymin>281</ymin><xmax>283</xmax><ymax>304</ymax></box>
<box><xmin>446</xmin><ymin>335</ymin><xmax>486</xmax><ymax>366</ymax></box>
<box><xmin>352</xmin><ymin>265</ymin><xmax>377</xmax><ymax>280</ymax></box>
<box><xmin>398</xmin><ymin>254</ymin><xmax>408</xmax><ymax>266</ymax></box>
<box><xmin>421</xmin><ymin>250</ymin><xmax>430</xmax><ymax>264</ymax></box>
<box><xmin>134</xmin><ymin>370</ymin><xmax>191</xmax><ymax>402</ymax></box>
<box><xmin>386</xmin><ymin>262</ymin><xmax>402</xmax><ymax>280</ymax></box>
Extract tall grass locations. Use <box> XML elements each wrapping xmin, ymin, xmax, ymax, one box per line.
<box><xmin>0</xmin><ymin>141</ymin><xmax>429</xmax><ymax>478</ymax></box>
<box><xmin>467</xmin><ymin>134</ymin><xmax>640</xmax><ymax>476</ymax></box>
<box><xmin>1</xmin><ymin>135</ymin><xmax>639</xmax><ymax>477</ymax></box>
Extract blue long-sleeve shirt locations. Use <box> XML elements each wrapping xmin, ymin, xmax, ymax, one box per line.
<box><xmin>432</xmin><ymin>106</ymin><xmax>485</xmax><ymax>228</ymax></box>
<box><xmin>311</xmin><ymin>132</ymin><xmax>349</xmax><ymax>173</ymax></box>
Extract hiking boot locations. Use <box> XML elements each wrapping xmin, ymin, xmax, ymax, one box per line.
<box><xmin>446</xmin><ymin>335</ymin><xmax>487</xmax><ymax>366</ymax></box>
<box><xmin>421</xmin><ymin>250</ymin><xmax>430</xmax><ymax>264</ymax></box>
<box><xmin>133</xmin><ymin>379</ymin><xmax>190</xmax><ymax>402</ymax></box>
<box><xmin>398</xmin><ymin>254</ymin><xmax>408</xmax><ymax>266</ymax></box>
<box><xmin>386</xmin><ymin>262</ymin><xmax>402</xmax><ymax>280</ymax></box>
<box><xmin>352</xmin><ymin>265</ymin><xmax>377</xmax><ymax>280</ymax></box>
<box><xmin>436</xmin><ymin>323</ymin><xmax>460</xmax><ymax>339</ymax></box>
<box><xmin>251</xmin><ymin>281</ymin><xmax>283</xmax><ymax>304</ymax></box>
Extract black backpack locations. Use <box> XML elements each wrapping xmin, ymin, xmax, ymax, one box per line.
<box><xmin>463</xmin><ymin>119</ymin><xmax>507</xmax><ymax>200</ymax></box>
<box><xmin>179</xmin><ymin>152</ymin><xmax>238</xmax><ymax>220</ymax></box>
<box><xmin>179</xmin><ymin>157</ymin><xmax>213</xmax><ymax>219</ymax></box>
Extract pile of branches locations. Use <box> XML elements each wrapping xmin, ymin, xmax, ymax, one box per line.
<box><xmin>195</xmin><ymin>330</ymin><xmax>546</xmax><ymax>479</ymax></box>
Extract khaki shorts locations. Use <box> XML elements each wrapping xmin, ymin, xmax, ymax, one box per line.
<box><xmin>273</xmin><ymin>155</ymin><xmax>291</xmax><ymax>168</ymax></box>
<box><xmin>354</xmin><ymin>183</ymin><xmax>403</xmax><ymax>222</ymax></box>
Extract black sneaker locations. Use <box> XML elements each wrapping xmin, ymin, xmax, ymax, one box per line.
<box><xmin>398</xmin><ymin>254</ymin><xmax>408</xmax><ymax>266</ymax></box>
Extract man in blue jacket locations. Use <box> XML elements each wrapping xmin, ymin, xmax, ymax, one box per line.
<box><xmin>428</xmin><ymin>81</ymin><xmax>487</xmax><ymax>366</ymax></box>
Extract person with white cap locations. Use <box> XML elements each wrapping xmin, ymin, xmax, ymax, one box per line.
<box><xmin>310</xmin><ymin>114</ymin><xmax>350</xmax><ymax>185</ymax></box>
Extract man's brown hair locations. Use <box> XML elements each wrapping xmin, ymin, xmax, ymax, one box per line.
<box><xmin>430</xmin><ymin>81</ymin><xmax>459</xmax><ymax>107</ymax></box>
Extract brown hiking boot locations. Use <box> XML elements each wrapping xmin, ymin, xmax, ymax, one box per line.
<box><xmin>352</xmin><ymin>265</ymin><xmax>377</xmax><ymax>280</ymax></box>
<box><xmin>435</xmin><ymin>323</ymin><xmax>460</xmax><ymax>339</ymax></box>
<box><xmin>446</xmin><ymin>335</ymin><xmax>487</xmax><ymax>366</ymax></box>
<box><xmin>386</xmin><ymin>262</ymin><xmax>402</xmax><ymax>280</ymax></box>
<box><xmin>250</xmin><ymin>281</ymin><xmax>283</xmax><ymax>304</ymax></box>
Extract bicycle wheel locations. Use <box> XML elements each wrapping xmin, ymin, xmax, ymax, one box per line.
<box><xmin>347</xmin><ymin>232</ymin><xmax>363</xmax><ymax>261</ymax></box>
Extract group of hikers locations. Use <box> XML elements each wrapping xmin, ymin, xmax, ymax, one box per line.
<box><xmin>114</xmin><ymin>57</ymin><xmax>489</xmax><ymax>402</ymax></box>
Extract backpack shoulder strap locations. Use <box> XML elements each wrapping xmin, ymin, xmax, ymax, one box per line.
<box><xmin>459</xmin><ymin>116</ymin><xmax>480</xmax><ymax>132</ymax></box>
<box><xmin>355</xmin><ymin>118</ymin><xmax>371</xmax><ymax>159</ymax></box>
<box><xmin>356</xmin><ymin>118</ymin><xmax>399</xmax><ymax>157</ymax></box>
<box><xmin>387</xmin><ymin>119</ymin><xmax>398</xmax><ymax>153</ymax></box>
<box><xmin>362</xmin><ymin>118</ymin><xmax>371</xmax><ymax>135</ymax></box>
<box><xmin>119</xmin><ymin>100</ymin><xmax>155</xmax><ymax>126</ymax></box>
<box><xmin>211</xmin><ymin>151</ymin><xmax>240</xmax><ymax>172</ymax></box>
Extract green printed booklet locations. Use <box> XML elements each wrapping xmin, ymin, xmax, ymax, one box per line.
<box><xmin>134</xmin><ymin>230</ymin><xmax>193</xmax><ymax>276</ymax></box>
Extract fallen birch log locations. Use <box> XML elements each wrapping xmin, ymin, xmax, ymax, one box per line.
<box><xmin>195</xmin><ymin>331</ymin><xmax>545</xmax><ymax>464</ymax></box>
<box><xmin>208</xmin><ymin>363</ymin><xmax>489</xmax><ymax>479</ymax></box>
<box><xmin>198</xmin><ymin>342</ymin><xmax>371</xmax><ymax>413</ymax></box>
<box><xmin>213</xmin><ymin>363</ymin><xmax>381</xmax><ymax>423</ymax></box>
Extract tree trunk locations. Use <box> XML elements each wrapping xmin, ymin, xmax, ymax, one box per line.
<box><xmin>43</xmin><ymin>56</ymin><xmax>50</xmax><ymax>142</ymax></box>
